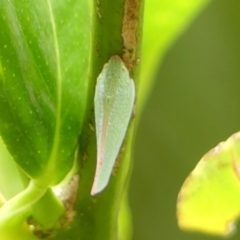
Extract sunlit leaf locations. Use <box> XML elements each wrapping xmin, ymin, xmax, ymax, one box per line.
<box><xmin>177</xmin><ymin>132</ymin><xmax>240</xmax><ymax>236</ymax></box>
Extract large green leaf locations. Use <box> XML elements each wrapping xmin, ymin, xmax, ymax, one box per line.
<box><xmin>0</xmin><ymin>0</ymin><xmax>90</xmax><ymax>185</ymax></box>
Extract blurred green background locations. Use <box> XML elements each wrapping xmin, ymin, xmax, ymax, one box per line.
<box><xmin>130</xmin><ymin>0</ymin><xmax>240</xmax><ymax>239</ymax></box>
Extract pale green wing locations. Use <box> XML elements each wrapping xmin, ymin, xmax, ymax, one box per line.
<box><xmin>91</xmin><ymin>56</ymin><xmax>135</xmax><ymax>195</ymax></box>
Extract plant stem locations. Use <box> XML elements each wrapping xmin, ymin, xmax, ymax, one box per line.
<box><xmin>60</xmin><ymin>0</ymin><xmax>144</xmax><ymax>239</ymax></box>
<box><xmin>0</xmin><ymin>180</ymin><xmax>47</xmax><ymax>230</ymax></box>
<box><xmin>50</xmin><ymin>0</ymin><xmax>144</xmax><ymax>239</ymax></box>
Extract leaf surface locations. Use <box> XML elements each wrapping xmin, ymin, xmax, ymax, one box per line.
<box><xmin>177</xmin><ymin>132</ymin><xmax>240</xmax><ymax>236</ymax></box>
<box><xmin>0</xmin><ymin>0</ymin><xmax>90</xmax><ymax>185</ymax></box>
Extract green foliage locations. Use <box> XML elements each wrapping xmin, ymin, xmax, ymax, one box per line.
<box><xmin>0</xmin><ymin>0</ymin><xmax>90</xmax><ymax>238</ymax></box>
<box><xmin>178</xmin><ymin>132</ymin><xmax>240</xmax><ymax>236</ymax></box>
<box><xmin>0</xmin><ymin>0</ymin><xmax>90</xmax><ymax>185</ymax></box>
<box><xmin>132</xmin><ymin>1</ymin><xmax>240</xmax><ymax>239</ymax></box>
<box><xmin>0</xmin><ymin>0</ymin><xmax>212</xmax><ymax>239</ymax></box>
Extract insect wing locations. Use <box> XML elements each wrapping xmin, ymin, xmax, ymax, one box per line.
<box><xmin>91</xmin><ymin>56</ymin><xmax>135</xmax><ymax>195</ymax></box>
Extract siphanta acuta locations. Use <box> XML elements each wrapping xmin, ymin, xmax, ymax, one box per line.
<box><xmin>177</xmin><ymin>132</ymin><xmax>240</xmax><ymax>236</ymax></box>
<box><xmin>91</xmin><ymin>56</ymin><xmax>135</xmax><ymax>195</ymax></box>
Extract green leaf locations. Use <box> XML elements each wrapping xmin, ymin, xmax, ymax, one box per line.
<box><xmin>177</xmin><ymin>132</ymin><xmax>240</xmax><ymax>236</ymax></box>
<box><xmin>0</xmin><ymin>0</ymin><xmax>91</xmax><ymax>185</ymax></box>
<box><xmin>139</xmin><ymin>0</ymin><xmax>210</xmax><ymax>111</ymax></box>
<box><xmin>0</xmin><ymin>137</ymin><xmax>23</xmax><ymax>199</ymax></box>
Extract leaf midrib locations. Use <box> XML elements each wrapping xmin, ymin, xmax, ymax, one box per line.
<box><xmin>40</xmin><ymin>0</ymin><xmax>62</xmax><ymax>186</ymax></box>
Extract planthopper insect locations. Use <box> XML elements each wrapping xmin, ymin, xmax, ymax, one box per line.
<box><xmin>91</xmin><ymin>56</ymin><xmax>135</xmax><ymax>195</ymax></box>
